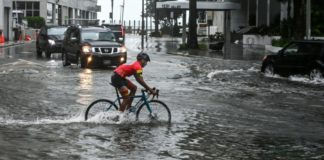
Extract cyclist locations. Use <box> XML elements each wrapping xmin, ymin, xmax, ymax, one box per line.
<box><xmin>111</xmin><ymin>52</ymin><xmax>157</xmax><ymax>112</ymax></box>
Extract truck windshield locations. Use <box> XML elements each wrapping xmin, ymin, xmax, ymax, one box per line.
<box><xmin>82</xmin><ymin>31</ymin><xmax>116</xmax><ymax>42</ymax></box>
<box><xmin>47</xmin><ymin>27</ymin><xmax>67</xmax><ymax>35</ymax></box>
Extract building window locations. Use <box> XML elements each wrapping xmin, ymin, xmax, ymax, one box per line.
<box><xmin>26</xmin><ymin>2</ymin><xmax>33</xmax><ymax>10</ymax></box>
<box><xmin>17</xmin><ymin>2</ymin><xmax>25</xmax><ymax>10</ymax></box>
<box><xmin>26</xmin><ymin>11</ymin><xmax>33</xmax><ymax>17</ymax></box>
<box><xmin>34</xmin><ymin>11</ymin><xmax>40</xmax><ymax>17</ymax></box>
<box><xmin>33</xmin><ymin>2</ymin><xmax>40</xmax><ymax>10</ymax></box>
<box><xmin>13</xmin><ymin>1</ymin><xmax>40</xmax><ymax>17</ymax></box>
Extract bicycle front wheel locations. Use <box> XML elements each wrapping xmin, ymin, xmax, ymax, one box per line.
<box><xmin>136</xmin><ymin>100</ymin><xmax>171</xmax><ymax>123</ymax></box>
<box><xmin>85</xmin><ymin>99</ymin><xmax>118</xmax><ymax>121</ymax></box>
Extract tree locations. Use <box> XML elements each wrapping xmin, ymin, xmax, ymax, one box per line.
<box><xmin>293</xmin><ymin>0</ymin><xmax>306</xmax><ymax>40</ymax></box>
<box><xmin>147</xmin><ymin>0</ymin><xmax>182</xmax><ymax>35</ymax></box>
<box><xmin>187</xmin><ymin>0</ymin><xmax>198</xmax><ymax>49</ymax></box>
<box><xmin>278</xmin><ymin>0</ymin><xmax>306</xmax><ymax>40</ymax></box>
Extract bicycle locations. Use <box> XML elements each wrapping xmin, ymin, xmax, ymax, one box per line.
<box><xmin>84</xmin><ymin>84</ymin><xmax>171</xmax><ymax>123</ymax></box>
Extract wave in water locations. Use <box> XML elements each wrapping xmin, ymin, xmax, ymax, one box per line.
<box><xmin>207</xmin><ymin>69</ymin><xmax>244</xmax><ymax>79</ymax></box>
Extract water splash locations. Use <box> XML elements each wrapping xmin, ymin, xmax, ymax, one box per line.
<box><xmin>0</xmin><ymin>113</ymin><xmax>84</xmax><ymax>126</ymax></box>
<box><xmin>207</xmin><ymin>69</ymin><xmax>244</xmax><ymax>79</ymax></box>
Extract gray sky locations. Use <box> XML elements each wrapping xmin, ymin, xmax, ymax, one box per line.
<box><xmin>97</xmin><ymin>0</ymin><xmax>142</xmax><ymax>23</ymax></box>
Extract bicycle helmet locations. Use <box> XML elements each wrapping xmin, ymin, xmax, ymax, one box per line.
<box><xmin>137</xmin><ymin>52</ymin><xmax>151</xmax><ymax>62</ymax></box>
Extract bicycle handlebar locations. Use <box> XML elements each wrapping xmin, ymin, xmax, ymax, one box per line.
<box><xmin>141</xmin><ymin>87</ymin><xmax>159</xmax><ymax>99</ymax></box>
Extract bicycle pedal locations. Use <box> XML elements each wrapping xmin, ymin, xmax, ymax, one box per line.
<box><xmin>129</xmin><ymin>107</ymin><xmax>136</xmax><ymax>113</ymax></box>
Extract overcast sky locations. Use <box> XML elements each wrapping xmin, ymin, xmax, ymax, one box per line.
<box><xmin>97</xmin><ymin>0</ymin><xmax>142</xmax><ymax>23</ymax></box>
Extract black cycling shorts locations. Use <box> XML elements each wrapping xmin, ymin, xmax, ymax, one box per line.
<box><xmin>111</xmin><ymin>72</ymin><xmax>128</xmax><ymax>89</ymax></box>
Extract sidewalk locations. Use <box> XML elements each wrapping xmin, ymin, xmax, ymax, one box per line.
<box><xmin>0</xmin><ymin>41</ymin><xmax>25</xmax><ymax>48</ymax></box>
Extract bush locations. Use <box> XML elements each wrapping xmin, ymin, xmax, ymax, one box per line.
<box><xmin>272</xmin><ymin>38</ymin><xmax>290</xmax><ymax>47</ymax></box>
<box><xmin>178</xmin><ymin>43</ymin><xmax>207</xmax><ymax>50</ymax></box>
<box><xmin>178</xmin><ymin>43</ymin><xmax>188</xmax><ymax>50</ymax></box>
<box><xmin>246</xmin><ymin>25</ymin><xmax>280</xmax><ymax>36</ymax></box>
<box><xmin>25</xmin><ymin>16</ymin><xmax>45</xmax><ymax>29</ymax></box>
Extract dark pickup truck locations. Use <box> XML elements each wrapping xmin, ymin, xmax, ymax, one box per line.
<box><xmin>102</xmin><ymin>24</ymin><xmax>125</xmax><ymax>45</ymax></box>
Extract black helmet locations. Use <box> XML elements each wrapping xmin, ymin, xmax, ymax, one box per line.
<box><xmin>137</xmin><ymin>52</ymin><xmax>151</xmax><ymax>62</ymax></box>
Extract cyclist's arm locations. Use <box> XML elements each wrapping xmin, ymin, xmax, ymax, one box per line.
<box><xmin>134</xmin><ymin>72</ymin><xmax>154</xmax><ymax>93</ymax></box>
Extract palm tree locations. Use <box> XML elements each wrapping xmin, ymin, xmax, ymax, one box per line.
<box><xmin>278</xmin><ymin>0</ymin><xmax>306</xmax><ymax>40</ymax></box>
<box><xmin>187</xmin><ymin>0</ymin><xmax>198</xmax><ymax>49</ymax></box>
<box><xmin>293</xmin><ymin>0</ymin><xmax>306</xmax><ymax>40</ymax></box>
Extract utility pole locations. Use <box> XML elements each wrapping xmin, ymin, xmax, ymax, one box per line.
<box><xmin>121</xmin><ymin>0</ymin><xmax>125</xmax><ymax>24</ymax></box>
<box><xmin>145</xmin><ymin>0</ymin><xmax>148</xmax><ymax>43</ymax></box>
<box><xmin>141</xmin><ymin>0</ymin><xmax>144</xmax><ymax>49</ymax></box>
<box><xmin>111</xmin><ymin>0</ymin><xmax>114</xmax><ymax>23</ymax></box>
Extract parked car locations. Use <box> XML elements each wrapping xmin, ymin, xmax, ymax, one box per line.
<box><xmin>36</xmin><ymin>25</ymin><xmax>68</xmax><ymax>58</ymax></box>
<box><xmin>102</xmin><ymin>24</ymin><xmax>125</xmax><ymax>44</ymax></box>
<box><xmin>62</xmin><ymin>26</ymin><xmax>127</xmax><ymax>68</ymax></box>
<box><xmin>261</xmin><ymin>40</ymin><xmax>324</xmax><ymax>79</ymax></box>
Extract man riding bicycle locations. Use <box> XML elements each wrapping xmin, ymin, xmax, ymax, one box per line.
<box><xmin>111</xmin><ymin>52</ymin><xmax>157</xmax><ymax>112</ymax></box>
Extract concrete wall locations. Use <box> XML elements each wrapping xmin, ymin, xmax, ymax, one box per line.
<box><xmin>0</xmin><ymin>0</ymin><xmax>13</xmax><ymax>41</ymax></box>
<box><xmin>0</xmin><ymin>0</ymin><xmax>4</xmax><ymax>31</ymax></box>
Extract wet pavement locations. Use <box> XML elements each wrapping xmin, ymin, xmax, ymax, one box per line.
<box><xmin>0</xmin><ymin>35</ymin><xmax>324</xmax><ymax>159</ymax></box>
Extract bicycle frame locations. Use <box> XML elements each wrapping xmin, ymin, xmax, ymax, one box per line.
<box><xmin>111</xmin><ymin>88</ymin><xmax>153</xmax><ymax>113</ymax></box>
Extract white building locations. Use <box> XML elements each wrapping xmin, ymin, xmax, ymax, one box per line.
<box><xmin>0</xmin><ymin>0</ymin><xmax>101</xmax><ymax>41</ymax></box>
<box><xmin>0</xmin><ymin>0</ymin><xmax>13</xmax><ymax>41</ymax></box>
<box><xmin>208</xmin><ymin>0</ymin><xmax>281</xmax><ymax>33</ymax></box>
<box><xmin>12</xmin><ymin>0</ymin><xmax>101</xmax><ymax>25</ymax></box>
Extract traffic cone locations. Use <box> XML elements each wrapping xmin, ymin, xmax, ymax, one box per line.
<box><xmin>0</xmin><ymin>32</ymin><xmax>5</xmax><ymax>43</ymax></box>
<box><xmin>25</xmin><ymin>34</ymin><xmax>31</xmax><ymax>41</ymax></box>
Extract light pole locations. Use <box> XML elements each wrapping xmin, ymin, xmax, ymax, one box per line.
<box><xmin>141</xmin><ymin>0</ymin><xmax>144</xmax><ymax>50</ymax></box>
<box><xmin>145</xmin><ymin>0</ymin><xmax>148</xmax><ymax>43</ymax></box>
<box><xmin>111</xmin><ymin>0</ymin><xmax>114</xmax><ymax>23</ymax></box>
<box><xmin>121</xmin><ymin>0</ymin><xmax>125</xmax><ymax>24</ymax></box>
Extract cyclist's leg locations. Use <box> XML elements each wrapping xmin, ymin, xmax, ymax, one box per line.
<box><xmin>111</xmin><ymin>73</ymin><xmax>130</xmax><ymax>112</ymax></box>
<box><xmin>118</xmin><ymin>86</ymin><xmax>130</xmax><ymax>112</ymax></box>
<box><xmin>126</xmin><ymin>79</ymin><xmax>137</xmax><ymax>109</ymax></box>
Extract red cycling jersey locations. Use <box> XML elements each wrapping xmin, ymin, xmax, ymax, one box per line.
<box><xmin>114</xmin><ymin>61</ymin><xmax>143</xmax><ymax>78</ymax></box>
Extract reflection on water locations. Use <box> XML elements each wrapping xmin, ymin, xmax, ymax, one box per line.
<box><xmin>77</xmin><ymin>69</ymin><xmax>93</xmax><ymax>106</ymax></box>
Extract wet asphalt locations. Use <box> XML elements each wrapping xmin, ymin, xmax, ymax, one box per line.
<box><xmin>0</xmin><ymin>35</ymin><xmax>324</xmax><ymax>160</ymax></box>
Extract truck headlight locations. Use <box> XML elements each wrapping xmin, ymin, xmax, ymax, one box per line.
<box><xmin>120</xmin><ymin>57</ymin><xmax>125</xmax><ymax>62</ymax></box>
<box><xmin>87</xmin><ymin>56</ymin><xmax>92</xmax><ymax>63</ymax></box>
<box><xmin>82</xmin><ymin>45</ymin><xmax>92</xmax><ymax>53</ymax></box>
<box><xmin>118</xmin><ymin>46</ymin><xmax>127</xmax><ymax>53</ymax></box>
<box><xmin>48</xmin><ymin>39</ymin><xmax>55</xmax><ymax>45</ymax></box>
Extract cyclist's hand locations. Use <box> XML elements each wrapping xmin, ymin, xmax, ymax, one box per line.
<box><xmin>149</xmin><ymin>89</ymin><xmax>157</xmax><ymax>96</ymax></box>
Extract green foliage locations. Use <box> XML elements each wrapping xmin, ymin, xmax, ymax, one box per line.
<box><xmin>271</xmin><ymin>38</ymin><xmax>290</xmax><ymax>47</ymax></box>
<box><xmin>280</xmin><ymin>18</ymin><xmax>294</xmax><ymax>39</ymax></box>
<box><xmin>178</xmin><ymin>43</ymin><xmax>189</xmax><ymax>50</ymax></box>
<box><xmin>178</xmin><ymin>43</ymin><xmax>207</xmax><ymax>50</ymax></box>
<box><xmin>198</xmin><ymin>43</ymin><xmax>208</xmax><ymax>50</ymax></box>
<box><xmin>246</xmin><ymin>25</ymin><xmax>280</xmax><ymax>36</ymax></box>
<box><xmin>311</xmin><ymin>0</ymin><xmax>324</xmax><ymax>36</ymax></box>
<box><xmin>25</xmin><ymin>16</ymin><xmax>45</xmax><ymax>29</ymax></box>
<box><xmin>172</xmin><ymin>24</ymin><xmax>181</xmax><ymax>37</ymax></box>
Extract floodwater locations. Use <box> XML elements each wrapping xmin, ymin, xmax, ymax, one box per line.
<box><xmin>0</xmin><ymin>36</ymin><xmax>324</xmax><ymax>160</ymax></box>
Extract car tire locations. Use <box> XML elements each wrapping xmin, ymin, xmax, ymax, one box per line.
<box><xmin>309</xmin><ymin>68</ymin><xmax>323</xmax><ymax>80</ymax></box>
<box><xmin>37</xmin><ymin>48</ymin><xmax>42</xmax><ymax>57</ymax></box>
<box><xmin>263</xmin><ymin>63</ymin><xmax>275</xmax><ymax>75</ymax></box>
<box><xmin>45</xmin><ymin>51</ymin><xmax>51</xmax><ymax>59</ymax></box>
<box><xmin>62</xmin><ymin>52</ymin><xmax>70</xmax><ymax>66</ymax></box>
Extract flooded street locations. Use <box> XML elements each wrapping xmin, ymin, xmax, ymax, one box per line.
<box><xmin>0</xmin><ymin>36</ymin><xmax>324</xmax><ymax>159</ymax></box>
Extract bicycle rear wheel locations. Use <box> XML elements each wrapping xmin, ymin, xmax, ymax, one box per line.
<box><xmin>85</xmin><ymin>99</ymin><xmax>118</xmax><ymax>121</ymax></box>
<box><xmin>136</xmin><ymin>100</ymin><xmax>171</xmax><ymax>124</ymax></box>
